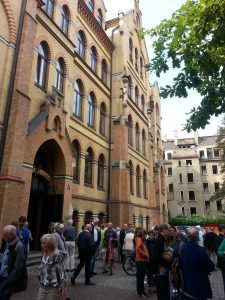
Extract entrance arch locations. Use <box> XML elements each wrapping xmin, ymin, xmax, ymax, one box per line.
<box><xmin>27</xmin><ymin>139</ymin><xmax>66</xmax><ymax>250</ymax></box>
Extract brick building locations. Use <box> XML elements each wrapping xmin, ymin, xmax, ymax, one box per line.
<box><xmin>163</xmin><ymin>134</ymin><xmax>223</xmax><ymax>217</ymax></box>
<box><xmin>0</xmin><ymin>0</ymin><xmax>167</xmax><ymax>248</ymax></box>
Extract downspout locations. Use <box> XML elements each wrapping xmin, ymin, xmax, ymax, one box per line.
<box><xmin>0</xmin><ymin>0</ymin><xmax>27</xmax><ymax>171</ymax></box>
<box><xmin>107</xmin><ymin>25</ymin><xmax>120</xmax><ymax>222</ymax></box>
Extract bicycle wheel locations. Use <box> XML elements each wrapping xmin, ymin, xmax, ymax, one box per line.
<box><xmin>122</xmin><ymin>255</ymin><xmax>136</xmax><ymax>276</ymax></box>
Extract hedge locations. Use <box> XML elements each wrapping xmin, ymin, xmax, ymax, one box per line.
<box><xmin>169</xmin><ymin>215</ymin><xmax>225</xmax><ymax>226</ymax></box>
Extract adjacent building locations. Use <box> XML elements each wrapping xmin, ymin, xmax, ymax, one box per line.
<box><xmin>163</xmin><ymin>134</ymin><xmax>223</xmax><ymax>217</ymax></box>
<box><xmin>0</xmin><ymin>0</ymin><xmax>167</xmax><ymax>248</ymax></box>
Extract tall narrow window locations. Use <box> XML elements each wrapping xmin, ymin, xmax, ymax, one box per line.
<box><xmin>129</xmin><ymin>38</ymin><xmax>133</xmax><ymax>62</ymax></box>
<box><xmin>72</xmin><ymin>140</ymin><xmax>80</xmax><ymax>182</ymax></box>
<box><xmin>61</xmin><ymin>5</ymin><xmax>69</xmax><ymax>34</ymax></box>
<box><xmin>77</xmin><ymin>31</ymin><xmax>85</xmax><ymax>59</ymax></box>
<box><xmin>73</xmin><ymin>80</ymin><xmax>82</xmax><ymax>118</ymax></box>
<box><xmin>214</xmin><ymin>182</ymin><xmax>220</xmax><ymax>192</ymax></box>
<box><xmin>212</xmin><ymin>165</ymin><xmax>218</xmax><ymax>174</ymax></box>
<box><xmin>97</xmin><ymin>154</ymin><xmax>104</xmax><ymax>188</ymax></box>
<box><xmin>187</xmin><ymin>173</ymin><xmax>193</xmax><ymax>183</ymax></box>
<box><xmin>140</xmin><ymin>57</ymin><xmax>143</xmax><ymax>79</ymax></box>
<box><xmin>136</xmin><ymin>166</ymin><xmax>140</xmax><ymax>196</ymax></box>
<box><xmin>101</xmin><ymin>59</ymin><xmax>107</xmax><ymax>84</ymax></box>
<box><xmin>99</xmin><ymin>103</ymin><xmax>106</xmax><ymax>135</ymax></box>
<box><xmin>135</xmin><ymin>123</ymin><xmax>140</xmax><ymax>151</ymax></box>
<box><xmin>141</xmin><ymin>95</ymin><xmax>145</xmax><ymax>113</ymax></box>
<box><xmin>43</xmin><ymin>0</ymin><xmax>54</xmax><ymax>18</ymax></box>
<box><xmin>35</xmin><ymin>42</ymin><xmax>48</xmax><ymax>88</ymax></box>
<box><xmin>88</xmin><ymin>0</ymin><xmax>94</xmax><ymax>13</ymax></box>
<box><xmin>128</xmin><ymin>76</ymin><xmax>131</xmax><ymax>98</ymax></box>
<box><xmin>97</xmin><ymin>9</ymin><xmax>103</xmax><ymax>26</ymax></box>
<box><xmin>84</xmin><ymin>148</ymin><xmax>93</xmax><ymax>184</ymax></box>
<box><xmin>55</xmin><ymin>59</ymin><xmax>64</xmax><ymax>93</ymax></box>
<box><xmin>168</xmin><ymin>168</ymin><xmax>172</xmax><ymax>176</ymax></box>
<box><xmin>203</xmin><ymin>182</ymin><xmax>209</xmax><ymax>192</ymax></box>
<box><xmin>135</xmin><ymin>48</ymin><xmax>138</xmax><ymax>71</ymax></box>
<box><xmin>143</xmin><ymin>170</ymin><xmax>147</xmax><ymax>199</ymax></box>
<box><xmin>142</xmin><ymin>130</ymin><xmax>146</xmax><ymax>156</ymax></box>
<box><xmin>90</xmin><ymin>46</ymin><xmax>97</xmax><ymax>72</ymax></box>
<box><xmin>87</xmin><ymin>93</ymin><xmax>95</xmax><ymax>127</ymax></box>
<box><xmin>201</xmin><ymin>165</ymin><xmax>207</xmax><ymax>175</ymax></box>
<box><xmin>168</xmin><ymin>184</ymin><xmax>173</xmax><ymax>192</ymax></box>
<box><xmin>129</xmin><ymin>161</ymin><xmax>133</xmax><ymax>194</ymax></box>
<box><xmin>128</xmin><ymin>115</ymin><xmax>133</xmax><ymax>146</ymax></box>
<box><xmin>189</xmin><ymin>191</ymin><xmax>195</xmax><ymax>200</ymax></box>
<box><xmin>135</xmin><ymin>86</ymin><xmax>139</xmax><ymax>105</ymax></box>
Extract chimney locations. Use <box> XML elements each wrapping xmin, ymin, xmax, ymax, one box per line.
<box><xmin>173</xmin><ymin>130</ymin><xmax>178</xmax><ymax>146</ymax></box>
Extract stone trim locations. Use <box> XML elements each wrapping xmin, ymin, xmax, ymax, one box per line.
<box><xmin>1</xmin><ymin>0</ymin><xmax>17</xmax><ymax>44</ymax></box>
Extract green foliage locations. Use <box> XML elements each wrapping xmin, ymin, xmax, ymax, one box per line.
<box><xmin>170</xmin><ymin>215</ymin><xmax>225</xmax><ymax>226</ymax></box>
<box><xmin>144</xmin><ymin>0</ymin><xmax>225</xmax><ymax>132</ymax></box>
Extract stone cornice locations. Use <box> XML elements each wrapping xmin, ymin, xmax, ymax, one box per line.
<box><xmin>78</xmin><ymin>0</ymin><xmax>114</xmax><ymax>53</ymax></box>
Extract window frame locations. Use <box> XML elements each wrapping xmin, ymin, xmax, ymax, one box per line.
<box><xmin>84</xmin><ymin>148</ymin><xmax>93</xmax><ymax>185</ymax></box>
<box><xmin>77</xmin><ymin>31</ymin><xmax>85</xmax><ymax>59</ymax></box>
<box><xmin>55</xmin><ymin>59</ymin><xmax>64</xmax><ymax>93</ymax></box>
<box><xmin>97</xmin><ymin>154</ymin><xmax>104</xmax><ymax>188</ymax></box>
<box><xmin>73</xmin><ymin>80</ymin><xmax>83</xmax><ymax>118</ymax></box>
<box><xmin>35</xmin><ymin>42</ymin><xmax>48</xmax><ymax>88</ymax></box>
<box><xmin>87</xmin><ymin>93</ymin><xmax>95</xmax><ymax>127</ymax></box>
<box><xmin>61</xmin><ymin>5</ymin><xmax>69</xmax><ymax>34</ymax></box>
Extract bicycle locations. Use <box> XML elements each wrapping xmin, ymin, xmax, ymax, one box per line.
<box><xmin>122</xmin><ymin>252</ymin><xmax>136</xmax><ymax>276</ymax></box>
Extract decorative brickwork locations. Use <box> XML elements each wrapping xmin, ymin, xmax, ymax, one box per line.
<box><xmin>1</xmin><ymin>0</ymin><xmax>17</xmax><ymax>44</ymax></box>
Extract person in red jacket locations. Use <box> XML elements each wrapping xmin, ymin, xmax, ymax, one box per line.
<box><xmin>135</xmin><ymin>227</ymin><xmax>149</xmax><ymax>298</ymax></box>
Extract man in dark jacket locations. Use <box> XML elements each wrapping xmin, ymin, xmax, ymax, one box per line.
<box><xmin>71</xmin><ymin>224</ymin><xmax>95</xmax><ymax>286</ymax></box>
<box><xmin>203</xmin><ymin>228</ymin><xmax>217</xmax><ymax>265</ymax></box>
<box><xmin>214</xmin><ymin>224</ymin><xmax>225</xmax><ymax>268</ymax></box>
<box><xmin>0</xmin><ymin>225</ymin><xmax>27</xmax><ymax>300</ymax></box>
<box><xmin>152</xmin><ymin>223</ymin><xmax>172</xmax><ymax>300</ymax></box>
<box><xmin>174</xmin><ymin>227</ymin><xmax>215</xmax><ymax>300</ymax></box>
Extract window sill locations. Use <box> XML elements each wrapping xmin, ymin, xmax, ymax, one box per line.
<box><xmin>34</xmin><ymin>82</ymin><xmax>47</xmax><ymax>93</ymax></box>
<box><xmin>97</xmin><ymin>187</ymin><xmax>105</xmax><ymax>191</ymax></box>
<box><xmin>73</xmin><ymin>179</ymin><xmax>80</xmax><ymax>184</ymax></box>
<box><xmin>84</xmin><ymin>183</ymin><xmax>93</xmax><ymax>188</ymax></box>
<box><xmin>87</xmin><ymin>124</ymin><xmax>95</xmax><ymax>130</ymax></box>
<box><xmin>73</xmin><ymin>114</ymin><xmax>83</xmax><ymax>122</ymax></box>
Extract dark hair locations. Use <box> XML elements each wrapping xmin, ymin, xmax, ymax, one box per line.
<box><xmin>19</xmin><ymin>216</ymin><xmax>27</xmax><ymax>223</ymax></box>
<box><xmin>159</xmin><ymin>223</ymin><xmax>170</xmax><ymax>232</ymax></box>
<box><xmin>218</xmin><ymin>224</ymin><xmax>225</xmax><ymax>232</ymax></box>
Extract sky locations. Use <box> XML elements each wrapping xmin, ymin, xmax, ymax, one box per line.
<box><xmin>103</xmin><ymin>0</ymin><xmax>222</xmax><ymax>140</ymax></box>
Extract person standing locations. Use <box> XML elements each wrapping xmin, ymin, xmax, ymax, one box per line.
<box><xmin>103</xmin><ymin>222</ymin><xmax>117</xmax><ymax>275</ymax></box>
<box><xmin>37</xmin><ymin>234</ymin><xmax>67</xmax><ymax>300</ymax></box>
<box><xmin>175</xmin><ymin>227</ymin><xmax>215</xmax><ymax>300</ymax></box>
<box><xmin>18</xmin><ymin>216</ymin><xmax>30</xmax><ymax>258</ymax></box>
<box><xmin>52</xmin><ymin>223</ymin><xmax>66</xmax><ymax>254</ymax></box>
<box><xmin>90</xmin><ymin>218</ymin><xmax>100</xmax><ymax>276</ymax></box>
<box><xmin>64</xmin><ymin>219</ymin><xmax>76</xmax><ymax>272</ymax></box>
<box><xmin>71</xmin><ymin>224</ymin><xmax>95</xmax><ymax>286</ymax></box>
<box><xmin>135</xmin><ymin>227</ymin><xmax>149</xmax><ymax>298</ymax></box>
<box><xmin>217</xmin><ymin>233</ymin><xmax>225</xmax><ymax>297</ymax></box>
<box><xmin>203</xmin><ymin>227</ymin><xmax>217</xmax><ymax>265</ymax></box>
<box><xmin>0</xmin><ymin>225</ymin><xmax>27</xmax><ymax>300</ymax></box>
<box><xmin>119</xmin><ymin>224</ymin><xmax>128</xmax><ymax>262</ymax></box>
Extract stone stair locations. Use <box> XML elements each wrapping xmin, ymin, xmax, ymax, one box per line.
<box><xmin>27</xmin><ymin>251</ymin><xmax>42</xmax><ymax>267</ymax></box>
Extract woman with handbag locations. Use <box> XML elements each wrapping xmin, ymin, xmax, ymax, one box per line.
<box><xmin>37</xmin><ymin>234</ymin><xmax>67</xmax><ymax>300</ymax></box>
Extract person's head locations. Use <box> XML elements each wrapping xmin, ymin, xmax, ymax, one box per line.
<box><xmin>124</xmin><ymin>224</ymin><xmax>128</xmax><ymax>230</ymax></box>
<box><xmin>40</xmin><ymin>234</ymin><xmax>56</xmax><ymax>253</ymax></box>
<box><xmin>159</xmin><ymin>223</ymin><xmax>171</xmax><ymax>238</ymax></box>
<box><xmin>101</xmin><ymin>224</ymin><xmax>105</xmax><ymax>229</ymax></box>
<box><xmin>48</xmin><ymin>222</ymin><xmax>55</xmax><ymax>233</ymax></box>
<box><xmin>67</xmin><ymin>219</ymin><xmax>73</xmax><ymax>226</ymax></box>
<box><xmin>108</xmin><ymin>222</ymin><xmax>113</xmax><ymax>229</ymax></box>
<box><xmin>187</xmin><ymin>227</ymin><xmax>199</xmax><ymax>243</ymax></box>
<box><xmin>93</xmin><ymin>218</ymin><xmax>100</xmax><ymax>225</ymax></box>
<box><xmin>19</xmin><ymin>216</ymin><xmax>27</xmax><ymax>228</ymax></box>
<box><xmin>116</xmin><ymin>226</ymin><xmax>120</xmax><ymax>232</ymax></box>
<box><xmin>24</xmin><ymin>222</ymin><xmax>29</xmax><ymax>228</ymax></box>
<box><xmin>170</xmin><ymin>226</ymin><xmax>177</xmax><ymax>237</ymax></box>
<box><xmin>153</xmin><ymin>225</ymin><xmax>160</xmax><ymax>236</ymax></box>
<box><xmin>85</xmin><ymin>224</ymin><xmax>92</xmax><ymax>232</ymax></box>
<box><xmin>218</xmin><ymin>224</ymin><xmax>225</xmax><ymax>234</ymax></box>
<box><xmin>135</xmin><ymin>227</ymin><xmax>144</xmax><ymax>238</ymax></box>
<box><xmin>148</xmin><ymin>230</ymin><xmax>155</xmax><ymax>240</ymax></box>
<box><xmin>3</xmin><ymin>225</ymin><xmax>17</xmax><ymax>242</ymax></box>
<box><xmin>54</xmin><ymin>222</ymin><xmax>64</xmax><ymax>233</ymax></box>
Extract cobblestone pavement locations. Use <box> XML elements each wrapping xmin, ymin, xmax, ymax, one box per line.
<box><xmin>12</xmin><ymin>261</ymin><xmax>224</xmax><ymax>300</ymax></box>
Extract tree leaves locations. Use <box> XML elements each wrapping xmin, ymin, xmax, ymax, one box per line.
<box><xmin>144</xmin><ymin>0</ymin><xmax>225</xmax><ymax>131</ymax></box>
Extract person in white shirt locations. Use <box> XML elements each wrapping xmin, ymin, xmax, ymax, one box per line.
<box><xmin>123</xmin><ymin>228</ymin><xmax>135</xmax><ymax>270</ymax></box>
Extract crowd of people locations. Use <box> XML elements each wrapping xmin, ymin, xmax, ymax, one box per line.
<box><xmin>0</xmin><ymin>217</ymin><xmax>225</xmax><ymax>300</ymax></box>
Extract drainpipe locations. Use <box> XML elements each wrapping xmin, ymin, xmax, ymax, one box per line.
<box><xmin>0</xmin><ymin>0</ymin><xmax>27</xmax><ymax>171</ymax></box>
<box><xmin>107</xmin><ymin>25</ymin><xmax>120</xmax><ymax>222</ymax></box>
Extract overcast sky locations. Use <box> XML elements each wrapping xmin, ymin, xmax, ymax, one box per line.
<box><xmin>104</xmin><ymin>0</ymin><xmax>222</xmax><ymax>139</ymax></box>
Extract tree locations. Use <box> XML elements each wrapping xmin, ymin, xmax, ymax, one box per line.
<box><xmin>142</xmin><ymin>0</ymin><xmax>225</xmax><ymax>132</ymax></box>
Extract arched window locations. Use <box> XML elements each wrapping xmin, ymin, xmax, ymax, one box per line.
<box><xmin>101</xmin><ymin>59</ymin><xmax>107</xmax><ymax>84</ymax></box>
<box><xmin>55</xmin><ymin>58</ymin><xmax>64</xmax><ymax>93</ymax></box>
<box><xmin>77</xmin><ymin>31</ymin><xmax>86</xmax><ymax>59</ymax></box>
<box><xmin>72</xmin><ymin>140</ymin><xmax>80</xmax><ymax>182</ymax></box>
<box><xmin>35</xmin><ymin>42</ymin><xmax>48</xmax><ymax>88</ymax></box>
<box><xmin>84</xmin><ymin>211</ymin><xmax>93</xmax><ymax>224</ymax></box>
<box><xmin>135</xmin><ymin>86</ymin><xmax>139</xmax><ymax>105</ymax></box>
<box><xmin>128</xmin><ymin>115</ymin><xmax>133</xmax><ymax>146</ymax></box>
<box><xmin>135</xmin><ymin>48</ymin><xmax>138</xmax><ymax>71</ymax></box>
<box><xmin>129</xmin><ymin>38</ymin><xmax>133</xmax><ymax>62</ymax></box>
<box><xmin>99</xmin><ymin>102</ymin><xmax>106</xmax><ymax>135</ymax></box>
<box><xmin>136</xmin><ymin>165</ymin><xmax>141</xmax><ymax>196</ymax></box>
<box><xmin>140</xmin><ymin>57</ymin><xmax>143</xmax><ymax>79</ymax></box>
<box><xmin>143</xmin><ymin>169</ymin><xmax>147</xmax><ymax>199</ymax></box>
<box><xmin>97</xmin><ymin>154</ymin><xmax>104</xmax><ymax>188</ymax></box>
<box><xmin>135</xmin><ymin>123</ymin><xmax>140</xmax><ymax>151</ymax></box>
<box><xmin>129</xmin><ymin>161</ymin><xmax>133</xmax><ymax>194</ymax></box>
<box><xmin>43</xmin><ymin>0</ymin><xmax>54</xmax><ymax>18</ymax></box>
<box><xmin>142</xmin><ymin>129</ymin><xmax>146</xmax><ymax>156</ymax></box>
<box><xmin>87</xmin><ymin>92</ymin><xmax>95</xmax><ymax>127</ymax></box>
<box><xmin>84</xmin><ymin>147</ymin><xmax>93</xmax><ymax>184</ymax></box>
<box><xmin>141</xmin><ymin>95</ymin><xmax>145</xmax><ymax>113</ymax></box>
<box><xmin>61</xmin><ymin>5</ymin><xmax>69</xmax><ymax>34</ymax></box>
<box><xmin>90</xmin><ymin>46</ymin><xmax>97</xmax><ymax>72</ymax></box>
<box><xmin>97</xmin><ymin>9</ymin><xmax>103</xmax><ymax>26</ymax></box>
<box><xmin>73</xmin><ymin>80</ymin><xmax>83</xmax><ymax>118</ymax></box>
<box><xmin>88</xmin><ymin>0</ymin><xmax>94</xmax><ymax>13</ymax></box>
<box><xmin>128</xmin><ymin>76</ymin><xmax>132</xmax><ymax>98</ymax></box>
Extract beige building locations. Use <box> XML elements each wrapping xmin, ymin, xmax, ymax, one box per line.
<box><xmin>0</xmin><ymin>0</ymin><xmax>167</xmax><ymax>248</ymax></box>
<box><xmin>163</xmin><ymin>135</ymin><xmax>223</xmax><ymax>217</ymax></box>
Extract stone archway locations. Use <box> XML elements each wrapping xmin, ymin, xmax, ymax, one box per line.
<box><xmin>27</xmin><ymin>139</ymin><xmax>66</xmax><ymax>250</ymax></box>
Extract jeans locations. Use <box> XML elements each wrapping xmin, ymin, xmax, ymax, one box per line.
<box><xmin>65</xmin><ymin>241</ymin><xmax>75</xmax><ymax>271</ymax></box>
<box><xmin>136</xmin><ymin>261</ymin><xmax>146</xmax><ymax>295</ymax></box>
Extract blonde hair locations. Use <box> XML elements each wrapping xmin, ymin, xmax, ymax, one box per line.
<box><xmin>40</xmin><ymin>234</ymin><xmax>56</xmax><ymax>252</ymax></box>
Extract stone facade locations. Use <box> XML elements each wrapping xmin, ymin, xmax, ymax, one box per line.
<box><xmin>0</xmin><ymin>0</ymin><xmax>167</xmax><ymax>247</ymax></box>
<box><xmin>163</xmin><ymin>135</ymin><xmax>223</xmax><ymax>217</ymax></box>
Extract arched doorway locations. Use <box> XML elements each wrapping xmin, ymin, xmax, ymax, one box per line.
<box><xmin>84</xmin><ymin>211</ymin><xmax>93</xmax><ymax>224</ymax></box>
<box><xmin>27</xmin><ymin>139</ymin><xmax>66</xmax><ymax>250</ymax></box>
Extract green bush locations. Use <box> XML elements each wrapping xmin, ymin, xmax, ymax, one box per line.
<box><xmin>169</xmin><ymin>215</ymin><xmax>225</xmax><ymax>226</ymax></box>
